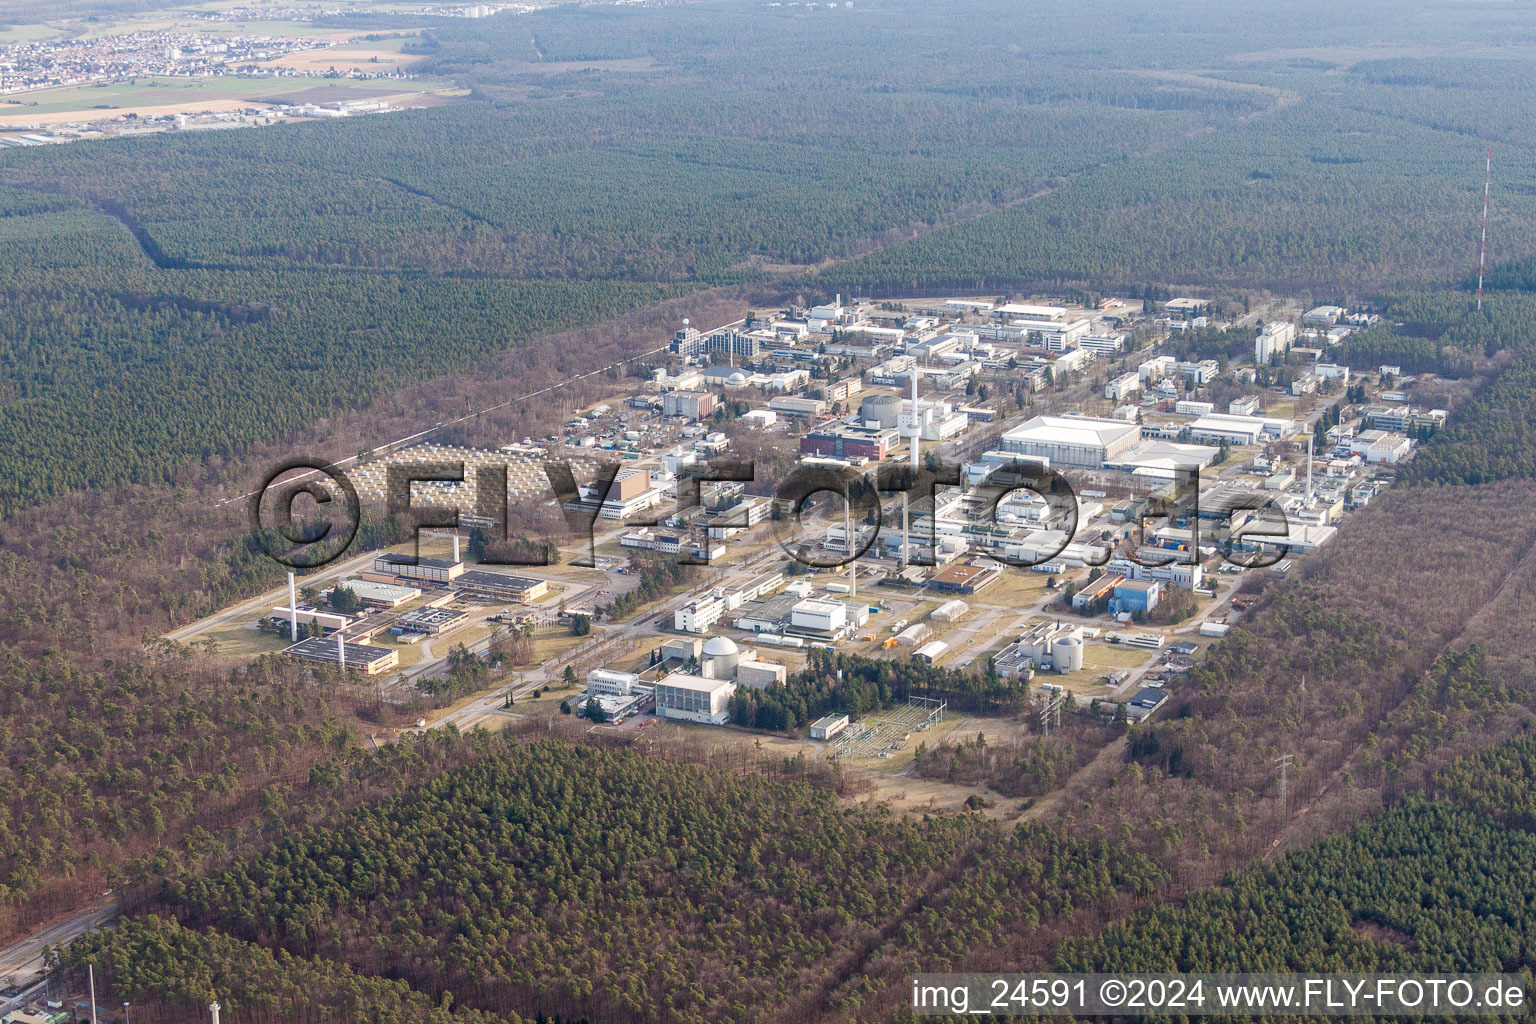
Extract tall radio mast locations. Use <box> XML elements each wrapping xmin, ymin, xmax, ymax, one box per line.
<box><xmin>1477</xmin><ymin>146</ymin><xmax>1492</xmax><ymax>311</ymax></box>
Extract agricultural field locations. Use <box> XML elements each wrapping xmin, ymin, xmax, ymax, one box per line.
<box><xmin>0</xmin><ymin>74</ymin><xmax>441</xmax><ymax>124</ymax></box>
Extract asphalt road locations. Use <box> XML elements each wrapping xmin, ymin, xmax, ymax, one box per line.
<box><xmin>0</xmin><ymin>892</ymin><xmax>117</xmax><ymax>987</ymax></box>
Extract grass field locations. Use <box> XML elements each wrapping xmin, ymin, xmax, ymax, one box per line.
<box><xmin>201</xmin><ymin>621</ymin><xmax>293</xmax><ymax>664</ymax></box>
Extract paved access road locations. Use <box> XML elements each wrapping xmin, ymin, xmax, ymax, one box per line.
<box><xmin>0</xmin><ymin>892</ymin><xmax>117</xmax><ymax>986</ymax></box>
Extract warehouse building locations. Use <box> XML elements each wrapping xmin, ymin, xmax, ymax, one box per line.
<box><xmin>1001</xmin><ymin>415</ymin><xmax>1141</xmax><ymax>469</ymax></box>
<box><xmin>913</xmin><ymin>640</ymin><xmax>949</xmax><ymax>664</ymax></box>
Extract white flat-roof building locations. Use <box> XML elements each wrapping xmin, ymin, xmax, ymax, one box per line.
<box><xmin>1188</xmin><ymin>413</ymin><xmax>1294</xmax><ymax>446</ymax></box>
<box><xmin>1104</xmin><ymin>372</ymin><xmax>1140</xmax><ymax>402</ymax></box>
<box><xmin>1080</xmin><ymin>331</ymin><xmax>1126</xmax><ymax>354</ymax></box>
<box><xmin>675</xmin><ymin>594</ymin><xmax>726</xmax><ymax>634</ymax></box>
<box><xmin>1139</xmin><ymin>355</ymin><xmax>1177</xmax><ymax>382</ymax></box>
<box><xmin>995</xmin><ymin>303</ymin><xmax>1068</xmax><ymax>321</ymax></box>
<box><xmin>1255</xmin><ymin>321</ymin><xmax>1296</xmax><ymax>364</ymax></box>
<box><xmin>588</xmin><ymin>668</ymin><xmax>640</xmax><ymax>696</ymax></box>
<box><xmin>790</xmin><ymin>598</ymin><xmax>846</xmax><ymax>634</ymax></box>
<box><xmin>337</xmin><ymin>579</ymin><xmax>421</xmax><ymax>608</ymax></box>
<box><xmin>810</xmin><ymin>713</ymin><xmax>849</xmax><ymax>740</ymax></box>
<box><xmin>655</xmin><ymin>673</ymin><xmax>736</xmax><ymax>725</ymax></box>
<box><xmin>1001</xmin><ymin>414</ymin><xmax>1141</xmax><ymax>468</ymax></box>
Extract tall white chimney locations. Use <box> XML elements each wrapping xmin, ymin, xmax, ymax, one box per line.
<box><xmin>909</xmin><ymin>371</ymin><xmax>920</xmax><ymax>469</ymax></box>
<box><xmin>210</xmin><ymin>1003</ymin><xmax>221</xmax><ymax>1024</ymax></box>
<box><xmin>844</xmin><ymin>483</ymin><xmax>857</xmax><ymax>598</ymax></box>
<box><xmin>452</xmin><ymin>531</ymin><xmax>461</xmax><ymax>563</ymax></box>
<box><xmin>287</xmin><ymin>571</ymin><xmax>298</xmax><ymax>641</ymax></box>
<box><xmin>337</xmin><ymin>632</ymin><xmax>346</xmax><ymax>670</ymax></box>
<box><xmin>1306</xmin><ymin>432</ymin><xmax>1315</xmax><ymax>502</ymax></box>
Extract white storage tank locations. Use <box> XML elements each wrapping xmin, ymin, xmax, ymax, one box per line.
<box><xmin>1051</xmin><ymin>635</ymin><xmax>1084</xmax><ymax>672</ymax></box>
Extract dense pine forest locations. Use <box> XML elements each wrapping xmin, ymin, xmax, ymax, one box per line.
<box><xmin>61</xmin><ymin>734</ymin><xmax>1165</xmax><ymax>1024</ymax></box>
<box><xmin>8</xmin><ymin>1</ymin><xmax>1536</xmax><ymax>1021</ymax></box>
<box><xmin>1060</xmin><ymin>735</ymin><xmax>1536</xmax><ymax>980</ymax></box>
<box><xmin>2</xmin><ymin>0</ymin><xmax>1535</xmax><ymax>513</ymax></box>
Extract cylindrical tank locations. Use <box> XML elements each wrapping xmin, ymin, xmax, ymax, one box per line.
<box><xmin>860</xmin><ymin>393</ymin><xmax>901</xmax><ymax>428</ymax></box>
<box><xmin>1051</xmin><ymin>636</ymin><xmax>1084</xmax><ymax>672</ymax></box>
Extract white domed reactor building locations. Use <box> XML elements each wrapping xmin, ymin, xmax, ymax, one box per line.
<box><xmin>700</xmin><ymin>635</ymin><xmax>741</xmax><ymax>679</ymax></box>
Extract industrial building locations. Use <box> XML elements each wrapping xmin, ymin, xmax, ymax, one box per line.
<box><xmin>810</xmin><ymin>713</ymin><xmax>850</xmax><ymax>740</ymax></box>
<box><xmin>995</xmin><ymin>622</ymin><xmax>1084</xmax><ymax>676</ymax></box>
<box><xmin>454</xmin><ymin>570</ymin><xmax>549</xmax><ymax>604</ymax></box>
<box><xmin>583</xmin><ymin>468</ymin><xmax>665</xmax><ymax>520</ymax></box>
<box><xmin>1111</xmin><ymin>579</ymin><xmax>1162</xmax><ymax>614</ymax></box>
<box><xmin>283</xmin><ymin>636</ymin><xmax>399</xmax><ymax>675</ymax></box>
<box><xmin>338</xmin><ymin>579</ymin><xmax>421</xmax><ymax>608</ymax></box>
<box><xmin>1350</xmin><ymin>430</ymin><xmax>1412</xmax><ymax>464</ymax></box>
<box><xmin>663</xmin><ymin>390</ymin><xmax>716</xmax><ymax>422</ymax></box>
<box><xmin>271</xmin><ymin>605</ymin><xmax>349</xmax><ymax>634</ymax></box>
<box><xmin>1124</xmin><ymin>686</ymin><xmax>1169</xmax><ymax>721</ymax></box>
<box><xmin>1164</xmin><ymin>297</ymin><xmax>1209</xmax><ymax>320</ymax></box>
<box><xmin>790</xmin><ymin>598</ymin><xmax>847</xmax><ymax>634</ymax></box>
<box><xmin>655</xmin><ymin>673</ymin><xmax>736</xmax><ymax>725</ymax></box>
<box><xmin>768</xmin><ymin>395</ymin><xmax>828</xmax><ymax>419</ymax></box>
<box><xmin>799</xmin><ymin>423</ymin><xmax>898</xmax><ymax>461</ymax></box>
<box><xmin>1001</xmin><ymin>415</ymin><xmax>1141</xmax><ymax>468</ymax></box>
<box><xmin>374</xmin><ymin>554</ymin><xmax>465</xmax><ymax>584</ymax></box>
<box><xmin>1071</xmin><ymin>573</ymin><xmax>1124</xmax><ymax>611</ymax></box>
<box><xmin>926</xmin><ymin>562</ymin><xmax>1001</xmax><ymax>595</ymax></box>
<box><xmin>1187</xmin><ymin>413</ymin><xmax>1293</xmax><ymax>446</ymax></box>
<box><xmin>397</xmin><ymin>606</ymin><xmax>470</xmax><ymax>636</ymax></box>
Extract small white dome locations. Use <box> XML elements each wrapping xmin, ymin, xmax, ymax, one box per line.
<box><xmin>702</xmin><ymin>636</ymin><xmax>740</xmax><ymax>657</ymax></box>
<box><xmin>727</xmin><ymin>371</ymin><xmax>748</xmax><ymax>386</ymax></box>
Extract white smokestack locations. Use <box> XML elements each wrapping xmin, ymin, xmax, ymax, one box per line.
<box><xmin>844</xmin><ymin>483</ymin><xmax>857</xmax><ymax>598</ymax></box>
<box><xmin>452</xmin><ymin>531</ymin><xmax>461</xmax><ymax>563</ymax></box>
<box><xmin>210</xmin><ymin>1004</ymin><xmax>221</xmax><ymax>1024</ymax></box>
<box><xmin>1306</xmin><ymin>432</ymin><xmax>1315</xmax><ymax>502</ymax></box>
<box><xmin>337</xmin><ymin>632</ymin><xmax>346</xmax><ymax>670</ymax></box>
<box><xmin>287</xmin><ymin>571</ymin><xmax>298</xmax><ymax>641</ymax></box>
